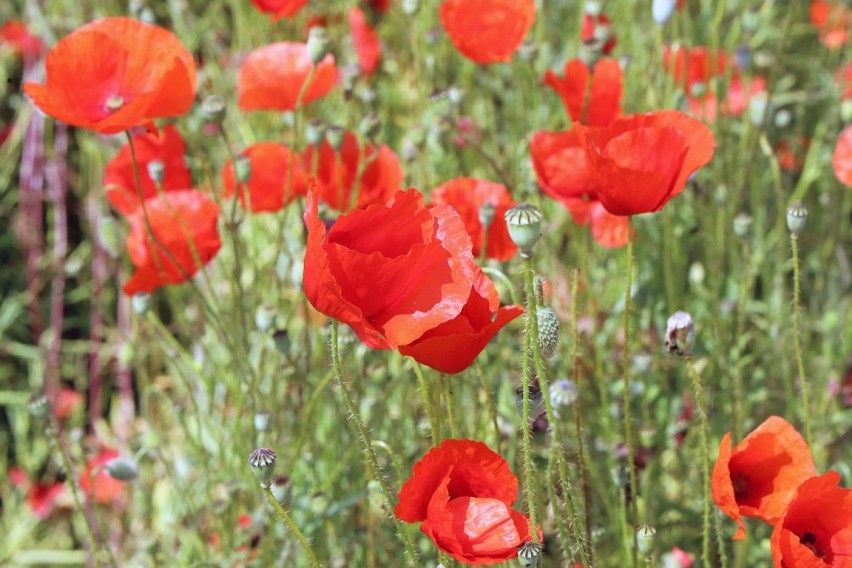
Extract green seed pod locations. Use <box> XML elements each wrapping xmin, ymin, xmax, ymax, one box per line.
<box><xmin>105</xmin><ymin>457</ymin><xmax>139</xmax><ymax>481</ymax></box>
<box><xmin>505</xmin><ymin>203</ymin><xmax>543</xmax><ymax>258</ymax></box>
<box><xmin>272</xmin><ymin>329</ymin><xmax>291</xmax><ymax>356</ymax></box>
<box><xmin>305</xmin><ymin>119</ymin><xmax>327</xmax><ymax>146</ymax></box>
<box><xmin>248</xmin><ymin>448</ymin><xmax>276</xmax><ymax>488</ymax></box>
<box><xmin>536</xmin><ymin>306</ymin><xmax>560</xmax><ymax>359</ymax></box>
<box><xmin>27</xmin><ymin>392</ymin><xmax>51</xmax><ymax>420</ymax></box>
<box><xmin>326</xmin><ymin>125</ymin><xmax>346</xmax><ymax>150</ymax></box>
<box><xmin>234</xmin><ymin>155</ymin><xmax>252</xmax><ymax>184</ymax></box>
<box><xmin>306</xmin><ymin>27</ymin><xmax>330</xmax><ymax>65</ymax></box>
<box><xmin>200</xmin><ymin>95</ymin><xmax>227</xmax><ymax>124</ymax></box>
<box><xmin>550</xmin><ymin>379</ymin><xmax>579</xmax><ymax>417</ymax></box>
<box><xmin>786</xmin><ymin>201</ymin><xmax>808</xmax><ymax>236</ymax></box>
<box><xmin>517</xmin><ymin>541</ymin><xmax>542</xmax><ymax>567</ymax></box>
<box><xmin>636</xmin><ymin>523</ymin><xmax>656</xmax><ymax>557</ymax></box>
<box><xmin>255</xmin><ymin>304</ymin><xmax>276</xmax><ymax>332</ymax></box>
<box><xmin>402</xmin><ymin>0</ymin><xmax>420</xmax><ymax>15</ymax></box>
<box><xmin>732</xmin><ymin>212</ymin><xmax>753</xmax><ymax>240</ymax></box>
<box><xmin>146</xmin><ymin>159</ymin><xmax>165</xmax><ymax>186</ymax></box>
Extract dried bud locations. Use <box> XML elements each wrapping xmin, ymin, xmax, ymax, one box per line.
<box><xmin>786</xmin><ymin>201</ymin><xmax>807</xmax><ymax>236</ymax></box>
<box><xmin>146</xmin><ymin>160</ymin><xmax>165</xmax><ymax>186</ymax></box>
<box><xmin>517</xmin><ymin>541</ymin><xmax>542</xmax><ymax>567</ymax></box>
<box><xmin>105</xmin><ymin>457</ymin><xmax>139</xmax><ymax>481</ymax></box>
<box><xmin>550</xmin><ymin>379</ymin><xmax>579</xmax><ymax>416</ymax></box>
<box><xmin>326</xmin><ymin>125</ymin><xmax>346</xmax><ymax>150</ymax></box>
<box><xmin>28</xmin><ymin>392</ymin><xmax>51</xmax><ymax>420</ymax></box>
<box><xmin>665</xmin><ymin>311</ymin><xmax>695</xmax><ymax>356</ymax></box>
<box><xmin>636</xmin><ymin>523</ymin><xmax>656</xmax><ymax>556</ymax></box>
<box><xmin>234</xmin><ymin>155</ymin><xmax>252</xmax><ymax>184</ymax></box>
<box><xmin>536</xmin><ymin>306</ymin><xmax>560</xmax><ymax>359</ymax></box>
<box><xmin>201</xmin><ymin>95</ymin><xmax>227</xmax><ymax>123</ymax></box>
<box><xmin>132</xmin><ymin>293</ymin><xmax>151</xmax><ymax>315</ymax></box>
<box><xmin>732</xmin><ymin>212</ymin><xmax>753</xmax><ymax>240</ymax></box>
<box><xmin>478</xmin><ymin>201</ymin><xmax>496</xmax><ymax>231</ymax></box>
<box><xmin>306</xmin><ymin>27</ymin><xmax>330</xmax><ymax>65</ymax></box>
<box><xmin>248</xmin><ymin>448</ymin><xmax>276</xmax><ymax>487</ymax></box>
<box><xmin>505</xmin><ymin>203</ymin><xmax>543</xmax><ymax>258</ymax></box>
<box><xmin>652</xmin><ymin>0</ymin><xmax>677</xmax><ymax>24</ymax></box>
<box><xmin>305</xmin><ymin>119</ymin><xmax>327</xmax><ymax>146</ymax></box>
<box><xmin>255</xmin><ymin>304</ymin><xmax>276</xmax><ymax>332</ymax></box>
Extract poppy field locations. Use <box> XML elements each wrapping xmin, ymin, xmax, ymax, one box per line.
<box><xmin>1</xmin><ymin>0</ymin><xmax>851</xmax><ymax>567</ymax></box>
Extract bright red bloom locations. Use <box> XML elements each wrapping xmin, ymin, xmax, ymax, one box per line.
<box><xmin>1</xmin><ymin>19</ymin><xmax>44</xmax><ymax>57</ymax></box>
<box><xmin>832</xmin><ymin>125</ymin><xmax>852</xmax><ymax>187</ymax></box>
<box><xmin>123</xmin><ymin>189</ymin><xmax>222</xmax><ymax>296</ymax></box>
<box><xmin>249</xmin><ymin>0</ymin><xmax>307</xmax><ymax>20</ymax></box>
<box><xmin>349</xmin><ymin>7</ymin><xmax>382</xmax><ymax>76</ymax></box>
<box><xmin>221</xmin><ymin>142</ymin><xmax>308</xmax><ymax>213</ymax></box>
<box><xmin>711</xmin><ymin>416</ymin><xmax>817</xmax><ymax>540</ymax></box>
<box><xmin>430</xmin><ymin>177</ymin><xmax>517</xmax><ymax>260</ymax></box>
<box><xmin>581</xmin><ymin>12</ymin><xmax>616</xmax><ymax>55</ymax></box>
<box><xmin>544</xmin><ymin>58</ymin><xmax>622</xmax><ymax>127</ymax></box>
<box><xmin>238</xmin><ymin>42</ymin><xmax>338</xmax><ymax>111</ymax></box>
<box><xmin>811</xmin><ymin>0</ymin><xmax>849</xmax><ymax>50</ymax></box>
<box><xmin>303</xmin><ymin>130</ymin><xmax>403</xmax><ymax>211</ymax></box>
<box><xmin>23</xmin><ymin>17</ymin><xmax>196</xmax><ymax>135</ymax></box>
<box><xmin>771</xmin><ymin>471</ymin><xmax>852</xmax><ymax>567</ymax></box>
<box><xmin>663</xmin><ymin>45</ymin><xmax>728</xmax><ymax>97</ymax></box>
<box><xmin>687</xmin><ymin>76</ymin><xmax>767</xmax><ymax>122</ymax></box>
<box><xmin>303</xmin><ymin>186</ymin><xmax>478</xmax><ymax>350</ymax></box>
<box><xmin>79</xmin><ymin>449</ymin><xmax>124</xmax><ymax>505</ymax></box>
<box><xmin>54</xmin><ymin>387</ymin><xmax>83</xmax><ymax>420</ymax></box>
<box><xmin>575</xmin><ymin>110</ymin><xmax>715</xmax><ymax>216</ymax></box>
<box><xmin>439</xmin><ymin>0</ymin><xmax>536</xmax><ymax>64</ymax></box>
<box><xmin>8</xmin><ymin>467</ymin><xmax>67</xmax><ymax>519</ymax></box>
<box><xmin>398</xmin><ymin>269</ymin><xmax>523</xmax><ymax>373</ymax></box>
<box><xmin>104</xmin><ymin>124</ymin><xmax>191</xmax><ymax>215</ymax></box>
<box><xmin>395</xmin><ymin>439</ymin><xmax>540</xmax><ymax>564</ymax></box>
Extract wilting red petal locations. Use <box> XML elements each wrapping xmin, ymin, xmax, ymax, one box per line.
<box><xmin>439</xmin><ymin>0</ymin><xmax>536</xmax><ymax>64</ymax></box>
<box><xmin>250</xmin><ymin>0</ymin><xmax>307</xmax><ymax>20</ymax></box>
<box><xmin>832</xmin><ymin>125</ymin><xmax>852</xmax><ymax>187</ymax></box>
<box><xmin>349</xmin><ymin>7</ymin><xmax>382</xmax><ymax>76</ymax></box>
<box><xmin>221</xmin><ymin>142</ymin><xmax>307</xmax><ymax>213</ymax></box>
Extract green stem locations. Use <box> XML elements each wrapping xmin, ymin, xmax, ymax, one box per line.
<box><xmin>519</xmin><ymin>256</ymin><xmax>539</xmax><ymax>543</ymax></box>
<box><xmin>622</xmin><ymin>218</ymin><xmax>638</xmax><ymax>567</ymax></box>
<box><xmin>261</xmin><ymin>485</ymin><xmax>320</xmax><ymax>567</ymax></box>
<box><xmin>442</xmin><ymin>374</ymin><xmax>457</xmax><ymax>440</ymax></box>
<box><xmin>411</xmin><ymin>359</ymin><xmax>440</xmax><ymax>445</ymax></box>
<box><xmin>686</xmin><ymin>357</ymin><xmax>712</xmax><ymax>567</ymax></box>
<box><xmin>790</xmin><ymin>236</ymin><xmax>812</xmax><ymax>447</ymax></box>
<box><xmin>475</xmin><ymin>361</ymin><xmax>502</xmax><ymax>453</ymax></box>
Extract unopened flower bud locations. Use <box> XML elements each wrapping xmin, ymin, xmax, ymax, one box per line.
<box><xmin>505</xmin><ymin>203</ymin><xmax>543</xmax><ymax>257</ymax></box>
<box><xmin>665</xmin><ymin>311</ymin><xmax>695</xmax><ymax>356</ymax></box>
<box><xmin>254</xmin><ymin>410</ymin><xmax>271</xmax><ymax>432</ymax></box>
<box><xmin>517</xmin><ymin>541</ymin><xmax>542</xmax><ymax>567</ymax></box>
<box><xmin>536</xmin><ymin>306</ymin><xmax>560</xmax><ymax>359</ymax></box>
<box><xmin>28</xmin><ymin>392</ymin><xmax>51</xmax><ymax>420</ymax></box>
<box><xmin>359</xmin><ymin>112</ymin><xmax>381</xmax><ymax>140</ymax></box>
<box><xmin>305</xmin><ymin>119</ymin><xmax>326</xmax><ymax>146</ymax></box>
<box><xmin>326</xmin><ymin>125</ymin><xmax>346</xmax><ymax>150</ymax></box>
<box><xmin>248</xmin><ymin>448</ymin><xmax>276</xmax><ymax>487</ymax></box>
<box><xmin>478</xmin><ymin>202</ymin><xmax>496</xmax><ymax>230</ymax></box>
<box><xmin>307</xmin><ymin>27</ymin><xmax>330</xmax><ymax>65</ymax></box>
<box><xmin>132</xmin><ymin>293</ymin><xmax>151</xmax><ymax>315</ymax></box>
<box><xmin>786</xmin><ymin>201</ymin><xmax>807</xmax><ymax>235</ymax></box>
<box><xmin>652</xmin><ymin>0</ymin><xmax>677</xmax><ymax>24</ymax></box>
<box><xmin>402</xmin><ymin>0</ymin><xmax>420</xmax><ymax>15</ymax></box>
<box><xmin>105</xmin><ymin>457</ymin><xmax>139</xmax><ymax>481</ymax></box>
<box><xmin>732</xmin><ymin>212</ymin><xmax>753</xmax><ymax>240</ymax></box>
<box><xmin>550</xmin><ymin>379</ymin><xmax>579</xmax><ymax>416</ymax></box>
<box><xmin>637</xmin><ymin>523</ymin><xmax>656</xmax><ymax>556</ymax></box>
<box><xmin>234</xmin><ymin>155</ymin><xmax>252</xmax><ymax>184</ymax></box>
<box><xmin>255</xmin><ymin>304</ymin><xmax>276</xmax><ymax>332</ymax></box>
<box><xmin>98</xmin><ymin>216</ymin><xmax>121</xmax><ymax>259</ymax></box>
<box><xmin>201</xmin><ymin>95</ymin><xmax>227</xmax><ymax>123</ymax></box>
<box><xmin>273</xmin><ymin>329</ymin><xmax>291</xmax><ymax>356</ymax></box>
<box><xmin>147</xmin><ymin>160</ymin><xmax>165</xmax><ymax>186</ymax></box>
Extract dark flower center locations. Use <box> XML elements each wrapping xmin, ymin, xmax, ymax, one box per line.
<box><xmin>732</xmin><ymin>472</ymin><xmax>751</xmax><ymax>500</ymax></box>
<box><xmin>799</xmin><ymin>532</ymin><xmax>826</xmax><ymax>559</ymax></box>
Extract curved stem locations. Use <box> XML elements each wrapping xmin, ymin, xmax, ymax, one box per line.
<box><xmin>790</xmin><ymin>236</ymin><xmax>812</xmax><ymax>446</ymax></box>
<box><xmin>686</xmin><ymin>357</ymin><xmax>712</xmax><ymax>567</ymax></box>
<box><xmin>261</xmin><ymin>485</ymin><xmax>320</xmax><ymax>567</ymax></box>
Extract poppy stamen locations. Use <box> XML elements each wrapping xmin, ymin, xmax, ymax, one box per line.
<box><xmin>799</xmin><ymin>532</ymin><xmax>826</xmax><ymax>559</ymax></box>
<box><xmin>732</xmin><ymin>473</ymin><xmax>752</xmax><ymax>500</ymax></box>
<box><xmin>105</xmin><ymin>95</ymin><xmax>125</xmax><ymax>112</ymax></box>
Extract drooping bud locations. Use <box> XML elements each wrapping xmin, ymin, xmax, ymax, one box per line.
<box><xmin>146</xmin><ymin>160</ymin><xmax>165</xmax><ymax>186</ymax></box>
<box><xmin>505</xmin><ymin>203</ymin><xmax>543</xmax><ymax>258</ymax></box>
<box><xmin>732</xmin><ymin>212</ymin><xmax>753</xmax><ymax>240</ymax></box>
<box><xmin>307</xmin><ymin>27</ymin><xmax>330</xmax><ymax>65</ymax></box>
<box><xmin>536</xmin><ymin>306</ymin><xmax>560</xmax><ymax>359</ymax></box>
<box><xmin>27</xmin><ymin>392</ymin><xmax>51</xmax><ymax>420</ymax></box>
<box><xmin>478</xmin><ymin>202</ymin><xmax>495</xmax><ymax>231</ymax></box>
<box><xmin>786</xmin><ymin>201</ymin><xmax>807</xmax><ymax>236</ymax></box>
<box><xmin>255</xmin><ymin>304</ymin><xmax>276</xmax><ymax>332</ymax></box>
<box><xmin>105</xmin><ymin>457</ymin><xmax>139</xmax><ymax>481</ymax></box>
<box><xmin>248</xmin><ymin>448</ymin><xmax>276</xmax><ymax>487</ymax></box>
<box><xmin>665</xmin><ymin>311</ymin><xmax>695</xmax><ymax>356</ymax></box>
<box><xmin>550</xmin><ymin>379</ymin><xmax>579</xmax><ymax>417</ymax></box>
<box><xmin>201</xmin><ymin>95</ymin><xmax>227</xmax><ymax>123</ymax></box>
<box><xmin>636</xmin><ymin>523</ymin><xmax>657</xmax><ymax>556</ymax></box>
<box><xmin>234</xmin><ymin>155</ymin><xmax>252</xmax><ymax>184</ymax></box>
<box><xmin>132</xmin><ymin>293</ymin><xmax>151</xmax><ymax>315</ymax></box>
<box><xmin>517</xmin><ymin>541</ymin><xmax>542</xmax><ymax>567</ymax></box>
<box><xmin>326</xmin><ymin>125</ymin><xmax>346</xmax><ymax>150</ymax></box>
<box><xmin>652</xmin><ymin>0</ymin><xmax>677</xmax><ymax>24</ymax></box>
<box><xmin>305</xmin><ymin>119</ymin><xmax>327</xmax><ymax>146</ymax></box>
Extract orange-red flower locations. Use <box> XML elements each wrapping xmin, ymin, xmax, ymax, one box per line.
<box><xmin>810</xmin><ymin>0</ymin><xmax>849</xmax><ymax>50</ymax></box>
<box><xmin>1</xmin><ymin>19</ymin><xmax>44</xmax><ymax>57</ymax></box>
<box><xmin>395</xmin><ymin>439</ymin><xmax>540</xmax><ymax>564</ymax></box>
<box><xmin>238</xmin><ymin>42</ymin><xmax>338</xmax><ymax>111</ymax></box>
<box><xmin>575</xmin><ymin>110</ymin><xmax>715</xmax><ymax>216</ymax></box>
<box><xmin>23</xmin><ymin>17</ymin><xmax>196</xmax><ymax>135</ymax></box>
<box><xmin>80</xmin><ymin>449</ymin><xmax>125</xmax><ymax>505</ymax></box>
<box><xmin>439</xmin><ymin>0</ymin><xmax>536</xmax><ymax>64</ymax></box>
<box><xmin>833</xmin><ymin>125</ymin><xmax>852</xmax><ymax>187</ymax></box>
<box><xmin>123</xmin><ymin>189</ymin><xmax>222</xmax><ymax>296</ymax></box>
<box><xmin>544</xmin><ymin>58</ymin><xmax>622</xmax><ymax>127</ymax></box>
<box><xmin>249</xmin><ymin>0</ymin><xmax>307</xmax><ymax>20</ymax></box>
<box><xmin>430</xmin><ymin>177</ymin><xmax>517</xmax><ymax>260</ymax></box>
<box><xmin>770</xmin><ymin>471</ymin><xmax>852</xmax><ymax>567</ymax></box>
<box><xmin>349</xmin><ymin>7</ymin><xmax>382</xmax><ymax>76</ymax></box>
<box><xmin>663</xmin><ymin>45</ymin><xmax>728</xmax><ymax>96</ymax></box>
<box><xmin>104</xmin><ymin>124</ymin><xmax>191</xmax><ymax>215</ymax></box>
<box><xmin>581</xmin><ymin>11</ymin><xmax>616</xmax><ymax>55</ymax></box>
<box><xmin>398</xmin><ymin>269</ymin><xmax>523</xmax><ymax>373</ymax></box>
<box><xmin>54</xmin><ymin>387</ymin><xmax>84</xmax><ymax>420</ymax></box>
<box><xmin>711</xmin><ymin>416</ymin><xmax>817</xmax><ymax>540</ymax></box>
<box><xmin>303</xmin><ymin>185</ymin><xmax>478</xmax><ymax>350</ymax></box>
<box><xmin>221</xmin><ymin>142</ymin><xmax>308</xmax><ymax>213</ymax></box>
<box><xmin>9</xmin><ymin>467</ymin><xmax>68</xmax><ymax>519</ymax></box>
<box><xmin>303</xmin><ymin>130</ymin><xmax>403</xmax><ymax>211</ymax></box>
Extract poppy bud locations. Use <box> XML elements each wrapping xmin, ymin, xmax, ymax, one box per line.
<box><xmin>132</xmin><ymin>293</ymin><xmax>151</xmax><ymax>315</ymax></box>
<box><xmin>326</xmin><ymin>125</ymin><xmax>346</xmax><ymax>150</ymax></box>
<box><xmin>98</xmin><ymin>215</ymin><xmax>121</xmax><ymax>259</ymax></box>
<box><xmin>665</xmin><ymin>311</ymin><xmax>695</xmax><ymax>356</ymax></box>
<box><xmin>536</xmin><ymin>306</ymin><xmax>560</xmax><ymax>359</ymax></box>
<box><xmin>305</xmin><ymin>119</ymin><xmax>327</xmax><ymax>146</ymax></box>
<box><xmin>234</xmin><ymin>155</ymin><xmax>252</xmax><ymax>184</ymax></box>
<box><xmin>201</xmin><ymin>95</ymin><xmax>227</xmax><ymax>124</ymax></box>
<box><xmin>105</xmin><ymin>457</ymin><xmax>139</xmax><ymax>481</ymax></box>
<box><xmin>550</xmin><ymin>379</ymin><xmax>579</xmax><ymax>416</ymax></box>
<box><xmin>732</xmin><ymin>212</ymin><xmax>753</xmax><ymax>240</ymax></box>
<box><xmin>146</xmin><ymin>159</ymin><xmax>165</xmax><ymax>186</ymax></box>
<box><xmin>636</xmin><ymin>523</ymin><xmax>656</xmax><ymax>556</ymax></box>
<box><xmin>774</xmin><ymin>108</ymin><xmax>792</xmax><ymax>129</ymax></box>
<box><xmin>359</xmin><ymin>112</ymin><xmax>381</xmax><ymax>140</ymax></box>
<box><xmin>652</xmin><ymin>0</ymin><xmax>677</xmax><ymax>24</ymax></box>
<box><xmin>505</xmin><ymin>203</ymin><xmax>543</xmax><ymax>258</ymax></box>
<box><xmin>478</xmin><ymin>201</ymin><xmax>496</xmax><ymax>230</ymax></box>
<box><xmin>842</xmin><ymin>99</ymin><xmax>852</xmax><ymax>124</ymax></box>
<box><xmin>786</xmin><ymin>201</ymin><xmax>807</xmax><ymax>235</ymax></box>
<box><xmin>517</xmin><ymin>541</ymin><xmax>542</xmax><ymax>567</ymax></box>
<box><xmin>255</xmin><ymin>304</ymin><xmax>276</xmax><ymax>332</ymax></box>
<box><xmin>254</xmin><ymin>410</ymin><xmax>271</xmax><ymax>432</ymax></box>
<box><xmin>27</xmin><ymin>392</ymin><xmax>51</xmax><ymax>420</ymax></box>
<box><xmin>402</xmin><ymin>0</ymin><xmax>420</xmax><ymax>15</ymax></box>
<box><xmin>248</xmin><ymin>448</ymin><xmax>276</xmax><ymax>488</ymax></box>
<box><xmin>584</xmin><ymin>1</ymin><xmax>603</xmax><ymax>17</ymax></box>
<box><xmin>307</xmin><ymin>27</ymin><xmax>330</xmax><ymax>65</ymax></box>
<box><xmin>273</xmin><ymin>329</ymin><xmax>291</xmax><ymax>356</ymax></box>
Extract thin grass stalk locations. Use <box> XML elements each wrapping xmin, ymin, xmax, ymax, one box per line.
<box><xmin>790</xmin><ymin>235</ymin><xmax>813</xmax><ymax>447</ymax></box>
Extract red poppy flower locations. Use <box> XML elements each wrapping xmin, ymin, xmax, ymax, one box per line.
<box><xmin>770</xmin><ymin>471</ymin><xmax>852</xmax><ymax>567</ymax></box>
<box><xmin>663</xmin><ymin>45</ymin><xmax>728</xmax><ymax>97</ymax></box>
<box><xmin>8</xmin><ymin>467</ymin><xmax>68</xmax><ymax>519</ymax></box>
<box><xmin>54</xmin><ymin>387</ymin><xmax>83</xmax><ymax>420</ymax></box>
<box><xmin>369</xmin><ymin>0</ymin><xmax>392</xmax><ymax>12</ymax></box>
<box><xmin>80</xmin><ymin>449</ymin><xmax>125</xmax><ymax>505</ymax></box>
<box><xmin>238</xmin><ymin>42</ymin><xmax>338</xmax><ymax>111</ymax></box>
<box><xmin>811</xmin><ymin>0</ymin><xmax>849</xmax><ymax>50</ymax></box>
<box><xmin>221</xmin><ymin>142</ymin><xmax>308</xmax><ymax>213</ymax></box>
<box><xmin>581</xmin><ymin>11</ymin><xmax>616</xmax><ymax>55</ymax></box>
<box><xmin>430</xmin><ymin>177</ymin><xmax>517</xmax><ymax>260</ymax></box>
<box><xmin>398</xmin><ymin>269</ymin><xmax>523</xmax><ymax>373</ymax></box>
<box><xmin>303</xmin><ymin>130</ymin><xmax>403</xmax><ymax>211</ymax></box>
<box><xmin>776</xmin><ymin>136</ymin><xmax>811</xmax><ymax>173</ymax></box>
<box><xmin>23</xmin><ymin>17</ymin><xmax>196</xmax><ymax>135</ymax></box>
<box><xmin>575</xmin><ymin>110</ymin><xmax>715</xmax><ymax>216</ymax></box>
<box><xmin>833</xmin><ymin>125</ymin><xmax>852</xmax><ymax>187</ymax></box>
<box><xmin>303</xmin><ymin>185</ymin><xmax>478</xmax><ymax>350</ymax></box>
<box><xmin>544</xmin><ymin>58</ymin><xmax>622</xmax><ymax>127</ymax></box>
<box><xmin>104</xmin><ymin>124</ymin><xmax>191</xmax><ymax>215</ymax></box>
<box><xmin>711</xmin><ymin>416</ymin><xmax>817</xmax><ymax>540</ymax></box>
<box><xmin>1</xmin><ymin>19</ymin><xmax>44</xmax><ymax>57</ymax></box>
<box><xmin>439</xmin><ymin>0</ymin><xmax>536</xmax><ymax>64</ymax></box>
<box><xmin>123</xmin><ymin>189</ymin><xmax>222</xmax><ymax>296</ymax></box>
<box><xmin>396</xmin><ymin>439</ymin><xmax>539</xmax><ymax>564</ymax></box>
<box><xmin>249</xmin><ymin>0</ymin><xmax>307</xmax><ymax>20</ymax></box>
<box><xmin>349</xmin><ymin>7</ymin><xmax>382</xmax><ymax>76</ymax></box>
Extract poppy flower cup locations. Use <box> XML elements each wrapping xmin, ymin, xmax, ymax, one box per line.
<box><xmin>395</xmin><ymin>439</ymin><xmax>541</xmax><ymax>564</ymax></box>
<box><xmin>544</xmin><ymin>58</ymin><xmax>623</xmax><ymax>127</ymax></box>
<box><xmin>24</xmin><ymin>17</ymin><xmax>196</xmax><ymax>135</ymax></box>
<box><xmin>221</xmin><ymin>142</ymin><xmax>308</xmax><ymax>213</ymax></box>
<box><xmin>711</xmin><ymin>416</ymin><xmax>817</xmax><ymax>540</ymax></box>
<box><xmin>439</xmin><ymin>0</ymin><xmax>536</xmax><ymax>64</ymax></box>
<box><xmin>575</xmin><ymin>110</ymin><xmax>716</xmax><ymax>216</ymax></box>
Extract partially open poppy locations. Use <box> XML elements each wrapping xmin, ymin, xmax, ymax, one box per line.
<box><xmin>249</xmin><ymin>0</ymin><xmax>307</xmax><ymax>20</ymax></box>
<box><xmin>24</xmin><ymin>17</ymin><xmax>196</xmax><ymax>135</ymax></box>
<box><xmin>430</xmin><ymin>177</ymin><xmax>517</xmax><ymax>260</ymax></box>
<box><xmin>303</xmin><ymin>130</ymin><xmax>403</xmax><ymax>211</ymax></box>
<box><xmin>1</xmin><ymin>19</ymin><xmax>44</xmax><ymax>58</ymax></box>
<box><xmin>349</xmin><ymin>7</ymin><xmax>382</xmax><ymax>76</ymax></box>
<box><xmin>398</xmin><ymin>269</ymin><xmax>524</xmax><ymax>374</ymax></box>
<box><xmin>544</xmin><ymin>58</ymin><xmax>623</xmax><ymax>127</ymax></box>
<box><xmin>238</xmin><ymin>42</ymin><xmax>338</xmax><ymax>111</ymax></box>
<box><xmin>123</xmin><ymin>189</ymin><xmax>222</xmax><ymax>296</ymax></box>
<box><xmin>439</xmin><ymin>0</ymin><xmax>536</xmax><ymax>64</ymax></box>
<box><xmin>104</xmin><ymin>124</ymin><xmax>191</xmax><ymax>216</ymax></box>
<box><xmin>711</xmin><ymin>416</ymin><xmax>817</xmax><ymax>540</ymax></box>
<box><xmin>832</xmin><ymin>125</ymin><xmax>852</xmax><ymax>187</ymax></box>
<box><xmin>395</xmin><ymin>439</ymin><xmax>540</xmax><ymax>564</ymax></box>
<box><xmin>303</xmin><ymin>185</ymin><xmax>477</xmax><ymax>349</ymax></box>
<box><xmin>770</xmin><ymin>471</ymin><xmax>852</xmax><ymax>567</ymax></box>
<box><xmin>80</xmin><ymin>449</ymin><xmax>125</xmax><ymax>505</ymax></box>
<box><xmin>221</xmin><ymin>142</ymin><xmax>308</xmax><ymax>213</ymax></box>
<box><xmin>575</xmin><ymin>110</ymin><xmax>715</xmax><ymax>216</ymax></box>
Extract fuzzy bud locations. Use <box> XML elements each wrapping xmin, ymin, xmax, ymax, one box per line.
<box><xmin>132</xmin><ymin>293</ymin><xmax>151</xmax><ymax>315</ymax></box>
<box><xmin>636</xmin><ymin>524</ymin><xmax>656</xmax><ymax>556</ymax></box>
<box><xmin>234</xmin><ymin>155</ymin><xmax>252</xmax><ymax>184</ymax></box>
<box><xmin>536</xmin><ymin>306</ymin><xmax>560</xmax><ymax>358</ymax></box>
<box><xmin>248</xmin><ymin>448</ymin><xmax>276</xmax><ymax>487</ymax></box>
<box><xmin>146</xmin><ymin>160</ymin><xmax>165</xmax><ymax>186</ymax></box>
<box><xmin>201</xmin><ymin>95</ymin><xmax>227</xmax><ymax>123</ymax></box>
<box><xmin>665</xmin><ymin>311</ymin><xmax>695</xmax><ymax>356</ymax></box>
<box><xmin>732</xmin><ymin>212</ymin><xmax>753</xmax><ymax>240</ymax></box>
<box><xmin>505</xmin><ymin>203</ymin><xmax>543</xmax><ymax>258</ymax></box>
<box><xmin>478</xmin><ymin>202</ymin><xmax>496</xmax><ymax>231</ymax></box>
<box><xmin>786</xmin><ymin>201</ymin><xmax>807</xmax><ymax>236</ymax></box>
<box><xmin>517</xmin><ymin>541</ymin><xmax>542</xmax><ymax>567</ymax></box>
<box><xmin>326</xmin><ymin>125</ymin><xmax>346</xmax><ymax>150</ymax></box>
<box><xmin>105</xmin><ymin>457</ymin><xmax>139</xmax><ymax>481</ymax></box>
<box><xmin>27</xmin><ymin>392</ymin><xmax>51</xmax><ymax>420</ymax></box>
<box><xmin>307</xmin><ymin>27</ymin><xmax>330</xmax><ymax>65</ymax></box>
